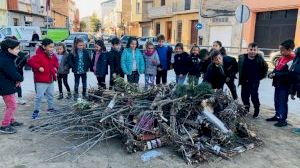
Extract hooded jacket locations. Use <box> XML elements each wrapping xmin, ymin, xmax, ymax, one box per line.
<box><xmin>27</xmin><ymin>47</ymin><xmax>59</xmax><ymax>83</ymax></box>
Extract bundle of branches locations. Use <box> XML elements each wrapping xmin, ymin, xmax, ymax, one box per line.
<box><xmin>30</xmin><ymin>79</ymin><xmax>263</xmax><ymax>164</ymax></box>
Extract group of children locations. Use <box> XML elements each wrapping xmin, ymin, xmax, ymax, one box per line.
<box><xmin>0</xmin><ymin>33</ymin><xmax>300</xmax><ymax>134</ymax></box>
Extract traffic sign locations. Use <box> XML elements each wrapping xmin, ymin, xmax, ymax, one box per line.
<box><xmin>235</xmin><ymin>4</ymin><xmax>250</xmax><ymax>23</ymax></box>
<box><xmin>196</xmin><ymin>23</ymin><xmax>203</xmax><ymax>30</ymax></box>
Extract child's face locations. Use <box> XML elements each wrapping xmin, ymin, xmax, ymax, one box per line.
<box><xmin>213</xmin><ymin>42</ymin><xmax>221</xmax><ymax>51</ymax></box>
<box><xmin>247</xmin><ymin>47</ymin><xmax>258</xmax><ymax>58</ymax></box>
<box><xmin>56</xmin><ymin>46</ymin><xmax>64</xmax><ymax>55</ymax></box>
<box><xmin>280</xmin><ymin>46</ymin><xmax>292</xmax><ymax>57</ymax></box>
<box><xmin>175</xmin><ymin>47</ymin><xmax>183</xmax><ymax>54</ymax></box>
<box><xmin>77</xmin><ymin>42</ymin><xmax>85</xmax><ymax>50</ymax></box>
<box><xmin>95</xmin><ymin>44</ymin><xmax>102</xmax><ymax>51</ymax></box>
<box><xmin>130</xmin><ymin>40</ymin><xmax>137</xmax><ymax>49</ymax></box>
<box><xmin>192</xmin><ymin>47</ymin><xmax>200</xmax><ymax>55</ymax></box>
<box><xmin>158</xmin><ymin>40</ymin><xmax>164</xmax><ymax>46</ymax></box>
<box><xmin>8</xmin><ymin>45</ymin><xmax>20</xmax><ymax>56</ymax></box>
<box><xmin>146</xmin><ymin>45</ymin><xmax>155</xmax><ymax>52</ymax></box>
<box><xmin>112</xmin><ymin>44</ymin><xmax>121</xmax><ymax>50</ymax></box>
<box><xmin>43</xmin><ymin>43</ymin><xmax>54</xmax><ymax>55</ymax></box>
<box><xmin>213</xmin><ymin>55</ymin><xmax>223</xmax><ymax>65</ymax></box>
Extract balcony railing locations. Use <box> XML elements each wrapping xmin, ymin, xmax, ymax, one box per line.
<box><xmin>148</xmin><ymin>6</ymin><xmax>173</xmax><ymax>19</ymax></box>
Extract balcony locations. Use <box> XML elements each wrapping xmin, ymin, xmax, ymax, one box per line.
<box><xmin>148</xmin><ymin>6</ymin><xmax>173</xmax><ymax>19</ymax></box>
<box><xmin>172</xmin><ymin>3</ymin><xmax>198</xmax><ymax>14</ymax></box>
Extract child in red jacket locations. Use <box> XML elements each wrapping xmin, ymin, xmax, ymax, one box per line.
<box><xmin>27</xmin><ymin>38</ymin><xmax>59</xmax><ymax>119</ymax></box>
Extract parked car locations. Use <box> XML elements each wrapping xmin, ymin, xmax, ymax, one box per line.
<box><xmin>120</xmin><ymin>35</ymin><xmax>138</xmax><ymax>47</ymax></box>
<box><xmin>138</xmin><ymin>36</ymin><xmax>172</xmax><ymax>49</ymax></box>
<box><xmin>62</xmin><ymin>32</ymin><xmax>96</xmax><ymax>51</ymax></box>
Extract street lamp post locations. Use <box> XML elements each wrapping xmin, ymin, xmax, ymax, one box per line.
<box><xmin>198</xmin><ymin>0</ymin><xmax>203</xmax><ymax>45</ymax></box>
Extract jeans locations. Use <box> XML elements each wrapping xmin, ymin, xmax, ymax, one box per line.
<box><xmin>274</xmin><ymin>86</ymin><xmax>289</xmax><ymax>121</ymax></box>
<box><xmin>34</xmin><ymin>82</ymin><xmax>55</xmax><ymax>111</ymax></box>
<box><xmin>226</xmin><ymin>78</ymin><xmax>238</xmax><ymax>100</ymax></box>
<box><xmin>145</xmin><ymin>74</ymin><xmax>155</xmax><ymax>89</ymax></box>
<box><xmin>1</xmin><ymin>94</ymin><xmax>17</xmax><ymax>126</ymax></box>
<box><xmin>57</xmin><ymin>74</ymin><xmax>71</xmax><ymax>94</ymax></box>
<box><xmin>176</xmin><ymin>75</ymin><xmax>187</xmax><ymax>85</ymax></box>
<box><xmin>156</xmin><ymin>70</ymin><xmax>168</xmax><ymax>85</ymax></box>
<box><xmin>188</xmin><ymin>75</ymin><xmax>199</xmax><ymax>86</ymax></box>
<box><xmin>241</xmin><ymin>82</ymin><xmax>260</xmax><ymax>110</ymax></box>
<box><xmin>97</xmin><ymin>76</ymin><xmax>106</xmax><ymax>89</ymax></box>
<box><xmin>74</xmin><ymin>73</ymin><xmax>87</xmax><ymax>95</ymax></box>
<box><xmin>127</xmin><ymin>71</ymin><xmax>139</xmax><ymax>84</ymax></box>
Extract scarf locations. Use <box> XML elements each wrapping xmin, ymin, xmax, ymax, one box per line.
<box><xmin>275</xmin><ymin>53</ymin><xmax>295</xmax><ymax>71</ymax></box>
<box><xmin>144</xmin><ymin>50</ymin><xmax>155</xmax><ymax>57</ymax></box>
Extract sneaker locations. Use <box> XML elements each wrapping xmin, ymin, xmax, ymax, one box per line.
<box><xmin>57</xmin><ymin>93</ymin><xmax>63</xmax><ymax>100</ymax></box>
<box><xmin>10</xmin><ymin>121</ymin><xmax>24</xmax><ymax>127</ymax></box>
<box><xmin>32</xmin><ymin>110</ymin><xmax>39</xmax><ymax>120</ymax></box>
<box><xmin>266</xmin><ymin>116</ymin><xmax>279</xmax><ymax>122</ymax></box>
<box><xmin>274</xmin><ymin>121</ymin><xmax>288</xmax><ymax>127</ymax></box>
<box><xmin>17</xmin><ymin>98</ymin><xmax>26</xmax><ymax>105</ymax></box>
<box><xmin>66</xmin><ymin>92</ymin><xmax>72</xmax><ymax>99</ymax></box>
<box><xmin>0</xmin><ymin>125</ymin><xmax>17</xmax><ymax>134</ymax></box>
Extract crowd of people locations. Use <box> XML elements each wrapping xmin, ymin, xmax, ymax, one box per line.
<box><xmin>0</xmin><ymin>34</ymin><xmax>299</xmax><ymax>134</ymax></box>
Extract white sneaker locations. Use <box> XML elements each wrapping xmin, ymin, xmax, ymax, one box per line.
<box><xmin>17</xmin><ymin>98</ymin><xmax>26</xmax><ymax>105</ymax></box>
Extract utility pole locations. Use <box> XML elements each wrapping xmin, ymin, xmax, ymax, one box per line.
<box><xmin>198</xmin><ymin>0</ymin><xmax>203</xmax><ymax>45</ymax></box>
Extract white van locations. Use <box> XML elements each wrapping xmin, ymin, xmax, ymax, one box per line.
<box><xmin>0</xmin><ymin>26</ymin><xmax>42</xmax><ymax>42</ymax></box>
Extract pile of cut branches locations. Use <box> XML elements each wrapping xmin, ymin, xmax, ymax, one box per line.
<box><xmin>31</xmin><ymin>78</ymin><xmax>263</xmax><ymax>164</ymax></box>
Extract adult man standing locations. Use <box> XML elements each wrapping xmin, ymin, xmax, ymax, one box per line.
<box><xmin>238</xmin><ymin>43</ymin><xmax>268</xmax><ymax>118</ymax></box>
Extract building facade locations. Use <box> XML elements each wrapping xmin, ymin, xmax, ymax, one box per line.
<box><xmin>0</xmin><ymin>0</ymin><xmax>8</xmax><ymax>27</ymax></box>
<box><xmin>243</xmin><ymin>0</ymin><xmax>300</xmax><ymax>48</ymax></box>
<box><xmin>7</xmin><ymin>0</ymin><xmax>47</xmax><ymax>27</ymax></box>
<box><xmin>132</xmin><ymin>0</ymin><xmax>241</xmax><ymax>47</ymax></box>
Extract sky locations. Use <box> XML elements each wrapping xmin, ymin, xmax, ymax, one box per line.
<box><xmin>75</xmin><ymin>0</ymin><xmax>102</xmax><ymax>18</ymax></box>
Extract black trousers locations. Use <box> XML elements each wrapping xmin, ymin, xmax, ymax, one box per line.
<box><xmin>156</xmin><ymin>70</ymin><xmax>168</xmax><ymax>85</ymax></box>
<box><xmin>74</xmin><ymin>73</ymin><xmax>87</xmax><ymax>95</ymax></box>
<box><xmin>241</xmin><ymin>82</ymin><xmax>260</xmax><ymax>110</ymax></box>
<box><xmin>58</xmin><ymin>74</ymin><xmax>71</xmax><ymax>94</ymax></box>
<box><xmin>226</xmin><ymin>78</ymin><xmax>238</xmax><ymax>100</ymax></box>
<box><xmin>97</xmin><ymin>76</ymin><xmax>106</xmax><ymax>89</ymax></box>
<box><xmin>127</xmin><ymin>71</ymin><xmax>139</xmax><ymax>84</ymax></box>
<box><xmin>16</xmin><ymin>86</ymin><xmax>22</xmax><ymax>98</ymax></box>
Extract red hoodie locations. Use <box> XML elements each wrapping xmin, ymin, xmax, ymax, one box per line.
<box><xmin>27</xmin><ymin>47</ymin><xmax>59</xmax><ymax>83</ymax></box>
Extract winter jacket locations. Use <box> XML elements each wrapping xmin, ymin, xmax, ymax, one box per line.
<box><xmin>144</xmin><ymin>51</ymin><xmax>160</xmax><ymax>75</ymax></box>
<box><xmin>203</xmin><ymin>63</ymin><xmax>226</xmax><ymax>89</ymax></box>
<box><xmin>93</xmin><ymin>51</ymin><xmax>109</xmax><ymax>77</ymax></box>
<box><xmin>67</xmin><ymin>49</ymin><xmax>92</xmax><ymax>74</ymax></box>
<box><xmin>156</xmin><ymin>45</ymin><xmax>173</xmax><ymax>70</ymax></box>
<box><xmin>238</xmin><ymin>54</ymin><xmax>268</xmax><ymax>85</ymax></box>
<box><xmin>173</xmin><ymin>52</ymin><xmax>191</xmax><ymax>76</ymax></box>
<box><xmin>223</xmin><ymin>55</ymin><xmax>238</xmax><ymax>80</ymax></box>
<box><xmin>56</xmin><ymin>52</ymin><xmax>70</xmax><ymax>74</ymax></box>
<box><xmin>15</xmin><ymin>51</ymin><xmax>29</xmax><ymax>76</ymax></box>
<box><xmin>189</xmin><ymin>54</ymin><xmax>201</xmax><ymax>77</ymax></box>
<box><xmin>27</xmin><ymin>47</ymin><xmax>59</xmax><ymax>83</ymax></box>
<box><xmin>121</xmin><ymin>48</ymin><xmax>145</xmax><ymax>75</ymax></box>
<box><xmin>288</xmin><ymin>55</ymin><xmax>300</xmax><ymax>97</ymax></box>
<box><xmin>271</xmin><ymin>54</ymin><xmax>295</xmax><ymax>87</ymax></box>
<box><xmin>108</xmin><ymin>48</ymin><xmax>123</xmax><ymax>76</ymax></box>
<box><xmin>0</xmin><ymin>51</ymin><xmax>24</xmax><ymax>96</ymax></box>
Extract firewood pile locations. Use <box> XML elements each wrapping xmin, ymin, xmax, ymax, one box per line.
<box><xmin>30</xmin><ymin>78</ymin><xmax>263</xmax><ymax>164</ymax></box>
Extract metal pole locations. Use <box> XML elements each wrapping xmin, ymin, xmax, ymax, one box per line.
<box><xmin>198</xmin><ymin>0</ymin><xmax>202</xmax><ymax>45</ymax></box>
<box><xmin>46</xmin><ymin>9</ymin><xmax>49</xmax><ymax>36</ymax></box>
<box><xmin>239</xmin><ymin>5</ymin><xmax>244</xmax><ymax>53</ymax></box>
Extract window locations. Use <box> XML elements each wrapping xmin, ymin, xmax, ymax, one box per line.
<box><xmin>161</xmin><ymin>0</ymin><xmax>165</xmax><ymax>6</ymax></box>
<box><xmin>13</xmin><ymin>18</ymin><xmax>19</xmax><ymax>26</ymax></box>
<box><xmin>156</xmin><ymin>23</ymin><xmax>161</xmax><ymax>35</ymax></box>
<box><xmin>136</xmin><ymin>2</ymin><xmax>141</xmax><ymax>14</ymax></box>
<box><xmin>185</xmin><ymin>0</ymin><xmax>191</xmax><ymax>10</ymax></box>
<box><xmin>177</xmin><ymin>21</ymin><xmax>182</xmax><ymax>42</ymax></box>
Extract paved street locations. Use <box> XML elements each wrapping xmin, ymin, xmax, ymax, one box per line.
<box><xmin>13</xmin><ymin>70</ymin><xmax>299</xmax><ymax>117</ymax></box>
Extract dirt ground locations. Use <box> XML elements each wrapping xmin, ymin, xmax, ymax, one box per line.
<box><xmin>0</xmin><ymin>97</ymin><xmax>300</xmax><ymax>168</ymax></box>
